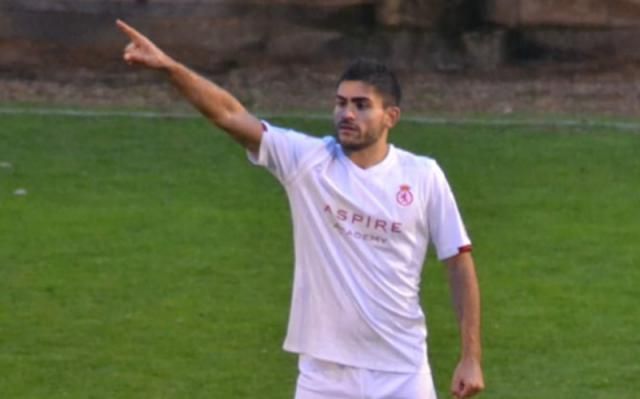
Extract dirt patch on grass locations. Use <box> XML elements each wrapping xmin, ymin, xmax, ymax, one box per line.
<box><xmin>2</xmin><ymin>37</ymin><xmax>640</xmax><ymax>118</ymax></box>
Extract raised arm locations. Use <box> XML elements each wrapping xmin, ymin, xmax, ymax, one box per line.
<box><xmin>445</xmin><ymin>252</ymin><xmax>485</xmax><ymax>398</ymax></box>
<box><xmin>116</xmin><ymin>19</ymin><xmax>263</xmax><ymax>153</ymax></box>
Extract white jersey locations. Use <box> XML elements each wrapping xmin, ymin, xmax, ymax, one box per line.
<box><xmin>249</xmin><ymin>122</ymin><xmax>471</xmax><ymax>372</ymax></box>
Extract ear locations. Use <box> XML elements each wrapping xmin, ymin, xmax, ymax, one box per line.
<box><xmin>384</xmin><ymin>106</ymin><xmax>401</xmax><ymax>129</ymax></box>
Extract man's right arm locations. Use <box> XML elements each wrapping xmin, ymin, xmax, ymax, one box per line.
<box><xmin>116</xmin><ymin>20</ymin><xmax>262</xmax><ymax>154</ymax></box>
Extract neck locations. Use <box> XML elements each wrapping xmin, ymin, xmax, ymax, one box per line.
<box><xmin>346</xmin><ymin>140</ymin><xmax>390</xmax><ymax>169</ymax></box>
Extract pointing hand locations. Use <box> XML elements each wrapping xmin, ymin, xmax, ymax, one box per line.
<box><xmin>116</xmin><ymin>19</ymin><xmax>174</xmax><ymax>70</ymax></box>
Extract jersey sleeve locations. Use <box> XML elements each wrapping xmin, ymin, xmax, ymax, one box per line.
<box><xmin>426</xmin><ymin>162</ymin><xmax>472</xmax><ymax>261</ymax></box>
<box><xmin>247</xmin><ymin>121</ymin><xmax>325</xmax><ymax>185</ymax></box>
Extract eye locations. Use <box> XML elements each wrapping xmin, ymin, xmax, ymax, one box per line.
<box><xmin>355</xmin><ymin>101</ymin><xmax>369</xmax><ymax>110</ymax></box>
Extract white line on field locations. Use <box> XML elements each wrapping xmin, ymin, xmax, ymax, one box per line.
<box><xmin>1</xmin><ymin>107</ymin><xmax>640</xmax><ymax>132</ymax></box>
<box><xmin>0</xmin><ymin>107</ymin><xmax>195</xmax><ymax>119</ymax></box>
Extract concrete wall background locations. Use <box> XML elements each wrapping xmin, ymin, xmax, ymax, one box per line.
<box><xmin>488</xmin><ymin>0</ymin><xmax>640</xmax><ymax>28</ymax></box>
<box><xmin>2</xmin><ymin>0</ymin><xmax>640</xmax><ymax>76</ymax></box>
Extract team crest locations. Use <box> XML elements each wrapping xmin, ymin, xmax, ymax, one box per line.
<box><xmin>396</xmin><ymin>184</ymin><xmax>414</xmax><ymax>206</ymax></box>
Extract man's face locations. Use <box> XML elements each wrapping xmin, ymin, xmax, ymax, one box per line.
<box><xmin>333</xmin><ymin>80</ymin><xmax>397</xmax><ymax>152</ymax></box>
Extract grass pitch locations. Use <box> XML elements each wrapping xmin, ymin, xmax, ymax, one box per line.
<box><xmin>1</xmin><ymin>112</ymin><xmax>638</xmax><ymax>398</ymax></box>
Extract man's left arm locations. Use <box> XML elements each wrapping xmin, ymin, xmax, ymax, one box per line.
<box><xmin>445</xmin><ymin>251</ymin><xmax>485</xmax><ymax>398</ymax></box>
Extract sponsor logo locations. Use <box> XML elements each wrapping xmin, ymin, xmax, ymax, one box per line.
<box><xmin>333</xmin><ymin>223</ymin><xmax>389</xmax><ymax>244</ymax></box>
<box><xmin>323</xmin><ymin>204</ymin><xmax>402</xmax><ymax>244</ymax></box>
<box><xmin>323</xmin><ymin>205</ymin><xmax>402</xmax><ymax>233</ymax></box>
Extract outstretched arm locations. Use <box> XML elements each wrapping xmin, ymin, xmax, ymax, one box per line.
<box><xmin>445</xmin><ymin>252</ymin><xmax>485</xmax><ymax>398</ymax></box>
<box><xmin>116</xmin><ymin>19</ymin><xmax>262</xmax><ymax>154</ymax></box>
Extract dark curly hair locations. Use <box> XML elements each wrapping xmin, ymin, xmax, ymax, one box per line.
<box><xmin>338</xmin><ymin>59</ymin><xmax>402</xmax><ymax>107</ymax></box>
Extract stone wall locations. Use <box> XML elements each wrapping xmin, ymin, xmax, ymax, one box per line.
<box><xmin>2</xmin><ymin>0</ymin><xmax>640</xmax><ymax>77</ymax></box>
<box><xmin>485</xmin><ymin>0</ymin><xmax>640</xmax><ymax>64</ymax></box>
<box><xmin>0</xmin><ymin>0</ymin><xmax>434</xmax><ymax>75</ymax></box>
<box><xmin>488</xmin><ymin>0</ymin><xmax>640</xmax><ymax>28</ymax></box>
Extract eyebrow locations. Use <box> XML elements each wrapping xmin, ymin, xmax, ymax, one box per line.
<box><xmin>335</xmin><ymin>95</ymin><xmax>372</xmax><ymax>103</ymax></box>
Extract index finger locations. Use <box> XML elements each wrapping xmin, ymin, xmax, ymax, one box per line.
<box><xmin>116</xmin><ymin>19</ymin><xmax>145</xmax><ymax>42</ymax></box>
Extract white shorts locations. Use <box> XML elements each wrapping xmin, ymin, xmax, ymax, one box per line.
<box><xmin>294</xmin><ymin>355</ymin><xmax>437</xmax><ymax>399</ymax></box>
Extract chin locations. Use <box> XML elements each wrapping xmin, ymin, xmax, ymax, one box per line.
<box><xmin>338</xmin><ymin>129</ymin><xmax>377</xmax><ymax>147</ymax></box>
<box><xmin>336</xmin><ymin>134</ymin><xmax>356</xmax><ymax>147</ymax></box>
<box><xmin>339</xmin><ymin>140</ymin><xmax>369</xmax><ymax>152</ymax></box>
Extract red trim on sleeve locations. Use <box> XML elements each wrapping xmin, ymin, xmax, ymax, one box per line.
<box><xmin>458</xmin><ymin>245</ymin><xmax>473</xmax><ymax>254</ymax></box>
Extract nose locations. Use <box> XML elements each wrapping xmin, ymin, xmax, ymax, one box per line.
<box><xmin>339</xmin><ymin>105</ymin><xmax>356</xmax><ymax>121</ymax></box>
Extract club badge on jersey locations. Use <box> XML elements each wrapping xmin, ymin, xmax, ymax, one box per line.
<box><xmin>396</xmin><ymin>184</ymin><xmax>414</xmax><ymax>207</ymax></box>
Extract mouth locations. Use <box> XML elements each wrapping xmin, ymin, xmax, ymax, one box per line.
<box><xmin>338</xmin><ymin>123</ymin><xmax>359</xmax><ymax>134</ymax></box>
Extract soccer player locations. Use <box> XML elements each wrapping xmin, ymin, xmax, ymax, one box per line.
<box><xmin>117</xmin><ymin>19</ymin><xmax>484</xmax><ymax>399</ymax></box>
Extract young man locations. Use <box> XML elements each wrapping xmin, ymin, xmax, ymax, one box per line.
<box><xmin>117</xmin><ymin>20</ymin><xmax>484</xmax><ymax>399</ymax></box>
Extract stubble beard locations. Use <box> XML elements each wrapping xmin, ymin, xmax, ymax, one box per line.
<box><xmin>335</xmin><ymin>123</ymin><xmax>383</xmax><ymax>153</ymax></box>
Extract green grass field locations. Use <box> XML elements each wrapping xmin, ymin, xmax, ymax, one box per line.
<box><xmin>1</xmin><ymin>112</ymin><xmax>639</xmax><ymax>398</ymax></box>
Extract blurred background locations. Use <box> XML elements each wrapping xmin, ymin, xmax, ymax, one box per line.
<box><xmin>2</xmin><ymin>0</ymin><xmax>640</xmax><ymax>115</ymax></box>
<box><xmin>2</xmin><ymin>4</ymin><xmax>639</xmax><ymax>399</ymax></box>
